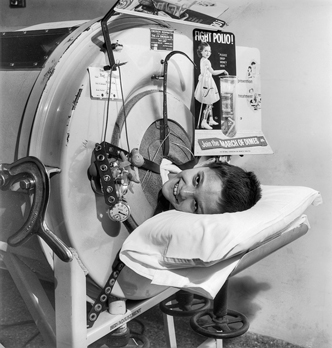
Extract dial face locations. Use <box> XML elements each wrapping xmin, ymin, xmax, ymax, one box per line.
<box><xmin>107</xmin><ymin>201</ymin><xmax>131</xmax><ymax>222</ymax></box>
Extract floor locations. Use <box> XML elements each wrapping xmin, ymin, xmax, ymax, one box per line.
<box><xmin>0</xmin><ymin>269</ymin><xmax>304</xmax><ymax>348</ymax></box>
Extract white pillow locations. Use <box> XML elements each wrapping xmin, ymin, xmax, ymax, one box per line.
<box><xmin>120</xmin><ymin>185</ymin><xmax>322</xmax><ymax>271</ymax></box>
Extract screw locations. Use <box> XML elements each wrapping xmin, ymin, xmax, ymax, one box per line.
<box><xmin>103</xmin><ymin>175</ymin><xmax>111</xmax><ymax>182</ymax></box>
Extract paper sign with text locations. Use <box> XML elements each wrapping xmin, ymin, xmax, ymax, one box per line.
<box><xmin>193</xmin><ymin>32</ymin><xmax>272</xmax><ymax>156</ymax></box>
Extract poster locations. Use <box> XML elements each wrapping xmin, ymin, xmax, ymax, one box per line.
<box><xmin>115</xmin><ymin>0</ymin><xmax>228</xmax><ymax>29</ymax></box>
<box><xmin>193</xmin><ymin>29</ymin><xmax>273</xmax><ymax>156</ymax></box>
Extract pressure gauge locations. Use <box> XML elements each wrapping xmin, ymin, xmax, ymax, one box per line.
<box><xmin>107</xmin><ymin>201</ymin><xmax>131</xmax><ymax>222</ymax></box>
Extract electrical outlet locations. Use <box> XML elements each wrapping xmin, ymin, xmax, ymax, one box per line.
<box><xmin>10</xmin><ymin>0</ymin><xmax>26</xmax><ymax>8</ymax></box>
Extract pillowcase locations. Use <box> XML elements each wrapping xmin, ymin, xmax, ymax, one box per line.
<box><xmin>120</xmin><ymin>185</ymin><xmax>321</xmax><ymax>271</ymax></box>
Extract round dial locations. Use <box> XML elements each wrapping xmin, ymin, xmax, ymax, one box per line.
<box><xmin>107</xmin><ymin>201</ymin><xmax>131</xmax><ymax>222</ymax></box>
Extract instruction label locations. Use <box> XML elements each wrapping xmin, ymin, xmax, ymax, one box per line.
<box><xmin>88</xmin><ymin>67</ymin><xmax>122</xmax><ymax>100</ymax></box>
<box><xmin>150</xmin><ymin>29</ymin><xmax>174</xmax><ymax>51</ymax></box>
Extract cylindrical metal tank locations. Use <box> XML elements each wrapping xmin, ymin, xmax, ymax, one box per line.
<box><xmin>0</xmin><ymin>13</ymin><xmax>196</xmax><ymax>300</ymax></box>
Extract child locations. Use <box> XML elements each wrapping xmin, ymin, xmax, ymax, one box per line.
<box><xmin>156</xmin><ymin>158</ymin><xmax>262</xmax><ymax>215</ymax></box>
<box><xmin>194</xmin><ymin>41</ymin><xmax>228</xmax><ymax>130</ymax></box>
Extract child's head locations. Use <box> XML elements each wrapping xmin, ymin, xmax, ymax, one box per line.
<box><xmin>197</xmin><ymin>41</ymin><xmax>211</xmax><ymax>58</ymax></box>
<box><xmin>206</xmin><ymin>161</ymin><xmax>262</xmax><ymax>213</ymax></box>
<box><xmin>162</xmin><ymin>160</ymin><xmax>262</xmax><ymax>214</ymax></box>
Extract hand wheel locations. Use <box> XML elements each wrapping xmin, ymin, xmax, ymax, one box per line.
<box><xmin>160</xmin><ymin>291</ymin><xmax>212</xmax><ymax>317</ymax></box>
<box><xmin>190</xmin><ymin>308</ymin><xmax>249</xmax><ymax>339</ymax></box>
<box><xmin>0</xmin><ymin>156</ymin><xmax>73</xmax><ymax>262</ymax></box>
<box><xmin>130</xmin><ymin>332</ymin><xmax>150</xmax><ymax>348</ymax></box>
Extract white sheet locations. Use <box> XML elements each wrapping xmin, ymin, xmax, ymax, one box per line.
<box><xmin>120</xmin><ymin>185</ymin><xmax>321</xmax><ymax>298</ymax></box>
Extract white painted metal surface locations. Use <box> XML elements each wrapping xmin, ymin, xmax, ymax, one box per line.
<box><xmin>20</xmin><ymin>15</ymin><xmax>195</xmax><ymax>299</ymax></box>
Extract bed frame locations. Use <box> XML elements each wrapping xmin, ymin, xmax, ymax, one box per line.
<box><xmin>0</xmin><ymin>219</ymin><xmax>308</xmax><ymax>348</ymax></box>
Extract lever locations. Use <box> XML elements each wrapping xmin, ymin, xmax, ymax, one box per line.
<box><xmin>0</xmin><ymin>157</ymin><xmax>73</xmax><ymax>262</ymax></box>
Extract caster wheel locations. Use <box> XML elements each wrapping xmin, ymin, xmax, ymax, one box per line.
<box><xmin>190</xmin><ymin>309</ymin><xmax>249</xmax><ymax>339</ymax></box>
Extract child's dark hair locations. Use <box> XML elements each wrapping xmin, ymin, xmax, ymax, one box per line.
<box><xmin>205</xmin><ymin>161</ymin><xmax>262</xmax><ymax>213</ymax></box>
<box><xmin>197</xmin><ymin>41</ymin><xmax>210</xmax><ymax>58</ymax></box>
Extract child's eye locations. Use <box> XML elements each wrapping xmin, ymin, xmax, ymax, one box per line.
<box><xmin>194</xmin><ymin>174</ymin><xmax>200</xmax><ymax>187</ymax></box>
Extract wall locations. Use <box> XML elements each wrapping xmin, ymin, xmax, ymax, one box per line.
<box><xmin>228</xmin><ymin>1</ymin><xmax>332</xmax><ymax>347</ymax></box>
<box><xmin>0</xmin><ymin>0</ymin><xmax>331</xmax><ymax>347</ymax></box>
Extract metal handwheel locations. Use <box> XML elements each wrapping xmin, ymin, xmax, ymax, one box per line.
<box><xmin>190</xmin><ymin>308</ymin><xmax>249</xmax><ymax>339</ymax></box>
<box><xmin>159</xmin><ymin>291</ymin><xmax>212</xmax><ymax>317</ymax></box>
<box><xmin>130</xmin><ymin>333</ymin><xmax>150</xmax><ymax>348</ymax></box>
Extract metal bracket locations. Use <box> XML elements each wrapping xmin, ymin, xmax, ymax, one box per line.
<box><xmin>101</xmin><ymin>0</ymin><xmax>120</xmax><ymax>70</ymax></box>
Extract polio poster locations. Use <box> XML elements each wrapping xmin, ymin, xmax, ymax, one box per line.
<box><xmin>193</xmin><ymin>29</ymin><xmax>273</xmax><ymax>156</ymax></box>
<box><xmin>115</xmin><ymin>0</ymin><xmax>228</xmax><ymax>29</ymax></box>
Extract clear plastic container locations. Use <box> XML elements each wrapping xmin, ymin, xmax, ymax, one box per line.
<box><xmin>220</xmin><ymin>75</ymin><xmax>237</xmax><ymax>137</ymax></box>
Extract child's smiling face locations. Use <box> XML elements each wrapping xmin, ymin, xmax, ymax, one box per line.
<box><xmin>161</xmin><ymin>167</ymin><xmax>222</xmax><ymax>214</ymax></box>
<box><xmin>202</xmin><ymin>46</ymin><xmax>211</xmax><ymax>58</ymax></box>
